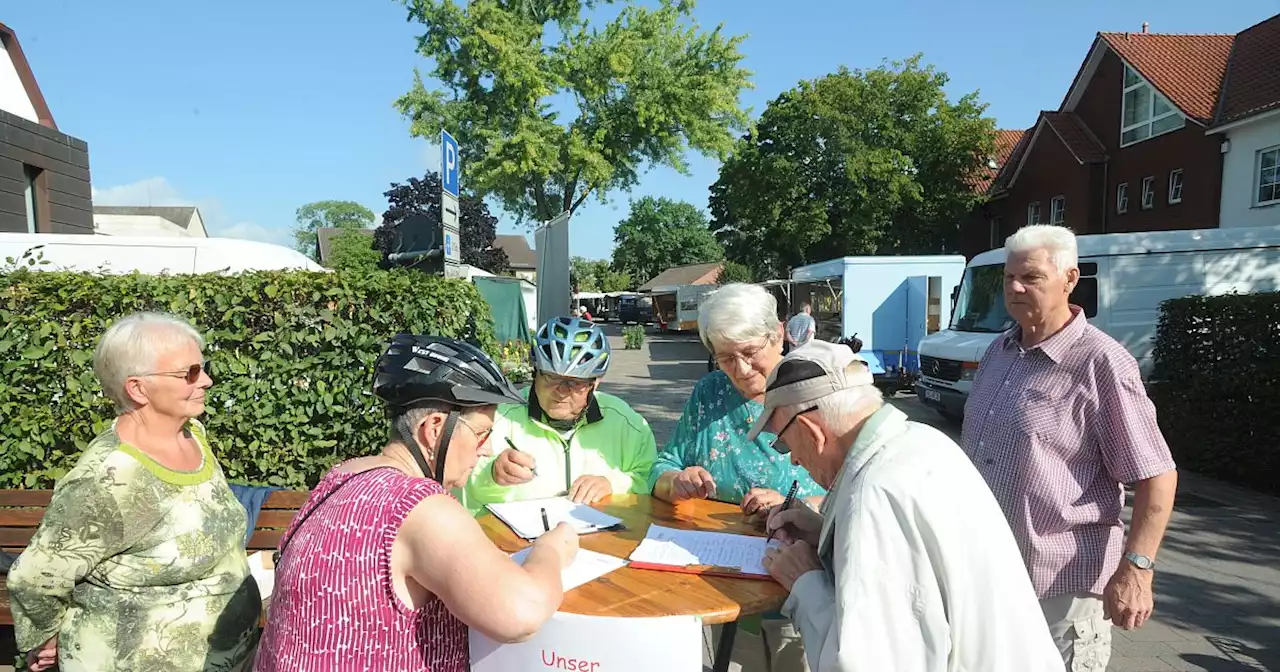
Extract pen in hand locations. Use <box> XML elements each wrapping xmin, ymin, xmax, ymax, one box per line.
<box><xmin>505</xmin><ymin>437</ymin><xmax>538</xmax><ymax>477</ymax></box>
<box><xmin>766</xmin><ymin>479</ymin><xmax>800</xmax><ymax>543</ymax></box>
<box><xmin>540</xmin><ymin>507</ymin><xmax>550</xmax><ymax>533</ymax></box>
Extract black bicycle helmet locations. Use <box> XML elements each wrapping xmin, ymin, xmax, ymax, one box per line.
<box><xmin>371</xmin><ymin>334</ymin><xmax>525</xmax><ymax>480</ymax></box>
<box><xmin>373</xmin><ymin>334</ymin><xmax>525</xmax><ymax>409</ymax></box>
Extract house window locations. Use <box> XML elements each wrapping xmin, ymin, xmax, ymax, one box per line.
<box><xmin>1141</xmin><ymin>176</ymin><xmax>1155</xmax><ymax>210</ymax></box>
<box><xmin>1050</xmin><ymin>196</ymin><xmax>1066</xmax><ymax>224</ymax></box>
<box><xmin>1259</xmin><ymin>147</ymin><xmax>1280</xmax><ymax>206</ymax></box>
<box><xmin>988</xmin><ymin>217</ymin><xmax>1002</xmax><ymax>249</ymax></box>
<box><xmin>1027</xmin><ymin>202</ymin><xmax>1041</xmax><ymax>226</ymax></box>
<box><xmin>1117</xmin><ymin>183</ymin><xmax>1129</xmax><ymax>213</ymax></box>
<box><xmin>1168</xmin><ymin>169</ymin><xmax>1184</xmax><ymax>204</ymax></box>
<box><xmin>1121</xmin><ymin>65</ymin><xmax>1185</xmax><ymax>146</ymax></box>
<box><xmin>1070</xmin><ymin>261</ymin><xmax>1100</xmax><ymax>318</ymax></box>
<box><xmin>23</xmin><ymin>165</ymin><xmax>41</xmax><ymax>234</ymax></box>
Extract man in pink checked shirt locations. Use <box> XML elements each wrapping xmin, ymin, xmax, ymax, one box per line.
<box><xmin>961</xmin><ymin>224</ymin><xmax>1178</xmax><ymax>672</ymax></box>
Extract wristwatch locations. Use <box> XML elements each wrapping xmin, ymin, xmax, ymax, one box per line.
<box><xmin>1124</xmin><ymin>551</ymin><xmax>1155</xmax><ymax>570</ymax></box>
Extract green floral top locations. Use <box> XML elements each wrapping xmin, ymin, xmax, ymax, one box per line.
<box><xmin>7</xmin><ymin>420</ymin><xmax>261</xmax><ymax>672</ymax></box>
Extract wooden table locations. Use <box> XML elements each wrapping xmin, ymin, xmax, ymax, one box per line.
<box><xmin>478</xmin><ymin>494</ymin><xmax>789</xmax><ymax>672</ymax></box>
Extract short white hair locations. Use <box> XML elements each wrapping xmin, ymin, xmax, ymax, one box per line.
<box><xmin>93</xmin><ymin>312</ymin><xmax>205</xmax><ymax>412</ymax></box>
<box><xmin>697</xmin><ymin>283</ymin><xmax>780</xmax><ymax>350</ymax></box>
<box><xmin>1005</xmin><ymin>224</ymin><xmax>1078</xmax><ymax>274</ymax></box>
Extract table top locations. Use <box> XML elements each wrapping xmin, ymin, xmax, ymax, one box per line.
<box><xmin>478</xmin><ymin>494</ymin><xmax>789</xmax><ymax>625</ymax></box>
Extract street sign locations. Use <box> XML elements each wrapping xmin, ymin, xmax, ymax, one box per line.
<box><xmin>440</xmin><ymin>128</ymin><xmax>462</xmax><ymax>278</ymax></box>
<box><xmin>441</xmin><ymin>129</ymin><xmax>460</xmax><ymax>197</ymax></box>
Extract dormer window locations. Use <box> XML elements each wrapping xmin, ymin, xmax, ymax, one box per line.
<box><xmin>1121</xmin><ymin>65</ymin><xmax>1185</xmax><ymax>146</ymax></box>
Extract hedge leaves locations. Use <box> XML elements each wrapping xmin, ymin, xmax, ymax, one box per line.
<box><xmin>0</xmin><ymin>268</ymin><xmax>496</xmax><ymax>489</ymax></box>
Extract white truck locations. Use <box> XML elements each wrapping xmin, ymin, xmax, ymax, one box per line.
<box><xmin>915</xmin><ymin>224</ymin><xmax>1280</xmax><ymax>423</ymax></box>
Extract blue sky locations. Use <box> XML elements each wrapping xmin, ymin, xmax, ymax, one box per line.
<box><xmin>6</xmin><ymin>0</ymin><xmax>1276</xmax><ymax>260</ymax></box>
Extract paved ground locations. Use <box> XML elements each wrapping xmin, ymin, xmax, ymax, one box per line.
<box><xmin>601</xmin><ymin>325</ymin><xmax>1280</xmax><ymax>672</ymax></box>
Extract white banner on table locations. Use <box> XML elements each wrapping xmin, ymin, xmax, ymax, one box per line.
<box><xmin>470</xmin><ymin>611</ymin><xmax>702</xmax><ymax>671</ymax></box>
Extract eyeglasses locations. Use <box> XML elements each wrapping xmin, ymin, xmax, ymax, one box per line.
<box><xmin>456</xmin><ymin>415</ymin><xmax>492</xmax><ymax>446</ymax></box>
<box><xmin>714</xmin><ymin>336</ymin><xmax>776</xmax><ymax>370</ymax></box>
<box><xmin>539</xmin><ymin>373</ymin><xmax>594</xmax><ymax>393</ymax></box>
<box><xmin>770</xmin><ymin>404</ymin><xmax>818</xmax><ymax>453</ymax></box>
<box><xmin>140</xmin><ymin>361</ymin><xmax>211</xmax><ymax>385</ymax></box>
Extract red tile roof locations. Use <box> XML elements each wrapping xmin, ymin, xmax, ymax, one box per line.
<box><xmin>1042</xmin><ymin>112</ymin><xmax>1107</xmax><ymax>163</ymax></box>
<box><xmin>970</xmin><ymin>129</ymin><xmax>1027</xmax><ymax>194</ymax></box>
<box><xmin>1099</xmin><ymin>31</ymin><xmax>1235</xmax><ymax>123</ymax></box>
<box><xmin>1215</xmin><ymin>14</ymin><xmax>1280</xmax><ymax>125</ymax></box>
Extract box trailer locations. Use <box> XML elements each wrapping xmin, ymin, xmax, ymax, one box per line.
<box><xmin>790</xmin><ymin>255</ymin><xmax>967</xmax><ymax>378</ymax></box>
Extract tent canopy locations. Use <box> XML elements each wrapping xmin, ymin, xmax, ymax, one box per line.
<box><xmin>472</xmin><ymin>276</ymin><xmax>532</xmax><ymax>344</ymax></box>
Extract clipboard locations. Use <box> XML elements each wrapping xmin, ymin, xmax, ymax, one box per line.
<box><xmin>627</xmin><ymin>560</ymin><xmax>776</xmax><ymax>581</ymax></box>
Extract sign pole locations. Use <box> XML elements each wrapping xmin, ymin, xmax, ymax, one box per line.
<box><xmin>440</xmin><ymin>129</ymin><xmax>463</xmax><ymax>279</ymax></box>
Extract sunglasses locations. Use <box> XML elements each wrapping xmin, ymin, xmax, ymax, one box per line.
<box><xmin>141</xmin><ymin>361</ymin><xmax>211</xmax><ymax>384</ymax></box>
<box><xmin>769</xmin><ymin>404</ymin><xmax>818</xmax><ymax>453</ymax></box>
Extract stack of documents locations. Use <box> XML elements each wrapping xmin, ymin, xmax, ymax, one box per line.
<box><xmin>486</xmin><ymin>496</ymin><xmax>625</xmax><ymax>540</ymax></box>
<box><xmin>627</xmin><ymin>524</ymin><xmax>781</xmax><ymax>579</ymax></box>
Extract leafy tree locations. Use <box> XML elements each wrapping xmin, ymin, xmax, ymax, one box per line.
<box><xmin>294</xmin><ymin>200</ymin><xmax>376</xmax><ymax>259</ymax></box>
<box><xmin>716</xmin><ymin>260</ymin><xmax>753</xmax><ymax>285</ymax></box>
<box><xmin>709</xmin><ymin>55</ymin><xmax>995</xmax><ymax>279</ymax></box>
<box><xmin>395</xmin><ymin>0</ymin><xmax>752</xmax><ymax>224</ymax></box>
<box><xmin>571</xmin><ymin>257</ymin><xmax>633</xmax><ymax>293</ymax></box>
<box><xmin>326</xmin><ymin>229</ymin><xmax>382</xmax><ymax>272</ymax></box>
<box><xmin>373</xmin><ymin>172</ymin><xmax>510</xmax><ymax>275</ymax></box>
<box><xmin>611</xmin><ymin>196</ymin><xmax>722</xmax><ymax>286</ymax></box>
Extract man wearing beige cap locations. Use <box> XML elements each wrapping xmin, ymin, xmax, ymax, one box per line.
<box><xmin>751</xmin><ymin>340</ymin><xmax>1061</xmax><ymax>671</ymax></box>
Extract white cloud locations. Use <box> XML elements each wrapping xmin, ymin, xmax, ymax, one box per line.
<box><xmin>91</xmin><ymin>177</ymin><xmax>292</xmax><ymax>248</ymax></box>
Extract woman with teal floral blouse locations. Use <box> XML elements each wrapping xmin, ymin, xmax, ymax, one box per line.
<box><xmin>649</xmin><ymin>283</ymin><xmax>824</xmax><ymax>672</ymax></box>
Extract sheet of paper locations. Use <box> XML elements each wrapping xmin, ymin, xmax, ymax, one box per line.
<box><xmin>510</xmin><ymin>547</ymin><xmax>627</xmax><ymax>591</ymax></box>
<box><xmin>486</xmin><ymin>497</ymin><xmax>624</xmax><ymax>540</ymax></box>
<box><xmin>628</xmin><ymin>524</ymin><xmax>782</xmax><ymax>575</ymax></box>
<box><xmin>247</xmin><ymin>550</ymin><xmax>275</xmax><ymax>599</ymax></box>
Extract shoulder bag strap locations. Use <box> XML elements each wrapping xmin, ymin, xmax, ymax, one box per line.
<box><xmin>273</xmin><ymin>466</ymin><xmax>399</xmax><ymax>565</ymax></box>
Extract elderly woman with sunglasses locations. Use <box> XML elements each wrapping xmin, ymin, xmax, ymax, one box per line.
<box><xmin>649</xmin><ymin>283</ymin><xmax>825</xmax><ymax>672</ymax></box>
<box><xmin>8</xmin><ymin>312</ymin><xmax>261</xmax><ymax>672</ymax></box>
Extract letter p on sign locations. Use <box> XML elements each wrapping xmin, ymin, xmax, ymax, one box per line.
<box><xmin>441</xmin><ymin>129</ymin><xmax>460</xmax><ymax>197</ymax></box>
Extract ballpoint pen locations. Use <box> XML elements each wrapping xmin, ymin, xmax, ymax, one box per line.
<box><xmin>505</xmin><ymin>437</ymin><xmax>538</xmax><ymax>477</ymax></box>
<box><xmin>540</xmin><ymin>507</ymin><xmax>550</xmax><ymax>533</ymax></box>
<box><xmin>766</xmin><ymin>479</ymin><xmax>799</xmax><ymax>542</ymax></box>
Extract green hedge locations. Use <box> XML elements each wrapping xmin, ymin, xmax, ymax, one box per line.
<box><xmin>1150</xmin><ymin>292</ymin><xmax>1280</xmax><ymax>494</ymax></box>
<box><xmin>0</xmin><ymin>268</ymin><xmax>496</xmax><ymax>489</ymax></box>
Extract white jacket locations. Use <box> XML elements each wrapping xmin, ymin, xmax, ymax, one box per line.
<box><xmin>783</xmin><ymin>406</ymin><xmax>1063</xmax><ymax>672</ymax></box>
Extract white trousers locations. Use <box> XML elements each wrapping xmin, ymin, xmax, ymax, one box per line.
<box><xmin>1040</xmin><ymin>592</ymin><xmax>1113</xmax><ymax>672</ymax></box>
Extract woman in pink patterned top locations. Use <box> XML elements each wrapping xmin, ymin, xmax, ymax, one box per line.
<box><xmin>255</xmin><ymin>335</ymin><xmax>580</xmax><ymax>672</ymax></box>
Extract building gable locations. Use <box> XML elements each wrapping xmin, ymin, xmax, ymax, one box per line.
<box><xmin>0</xmin><ymin>23</ymin><xmax>55</xmax><ymax>128</ymax></box>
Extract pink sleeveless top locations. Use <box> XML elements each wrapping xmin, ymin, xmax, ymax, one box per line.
<box><xmin>254</xmin><ymin>466</ymin><xmax>467</xmax><ymax>672</ymax></box>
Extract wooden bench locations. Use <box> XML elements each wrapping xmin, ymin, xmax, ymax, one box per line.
<box><xmin>1</xmin><ymin>488</ymin><xmax>309</xmax><ymax>627</ymax></box>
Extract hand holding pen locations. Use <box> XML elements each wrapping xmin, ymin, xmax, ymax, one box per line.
<box><xmin>766</xmin><ymin>480</ymin><xmax>800</xmax><ymax>543</ymax></box>
<box><xmin>493</xmin><ymin>437</ymin><xmax>538</xmax><ymax>486</ymax></box>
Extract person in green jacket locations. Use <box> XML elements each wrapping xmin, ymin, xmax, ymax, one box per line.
<box><xmin>459</xmin><ymin>316</ymin><xmax>657</xmax><ymax>514</ymax></box>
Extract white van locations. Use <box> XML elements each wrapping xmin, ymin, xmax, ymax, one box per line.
<box><xmin>0</xmin><ymin>233</ymin><xmax>325</xmax><ymax>274</ymax></box>
<box><xmin>915</xmin><ymin>225</ymin><xmax>1280</xmax><ymax>422</ymax></box>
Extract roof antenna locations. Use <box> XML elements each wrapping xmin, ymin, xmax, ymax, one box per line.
<box><xmin>1141</xmin><ymin>21</ymin><xmax>1149</xmax><ymax>33</ymax></box>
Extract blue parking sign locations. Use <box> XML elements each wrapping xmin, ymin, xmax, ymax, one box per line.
<box><xmin>441</xmin><ymin>130</ymin><xmax>460</xmax><ymax>197</ymax></box>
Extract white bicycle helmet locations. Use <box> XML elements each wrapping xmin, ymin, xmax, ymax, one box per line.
<box><xmin>533</xmin><ymin>316</ymin><xmax>611</xmax><ymax>379</ymax></box>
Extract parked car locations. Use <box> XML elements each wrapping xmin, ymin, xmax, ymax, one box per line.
<box><xmin>617</xmin><ymin>295</ymin><xmax>652</xmax><ymax>325</ymax></box>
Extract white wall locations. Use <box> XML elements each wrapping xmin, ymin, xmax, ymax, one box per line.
<box><xmin>1221</xmin><ymin>115</ymin><xmax>1280</xmax><ymax>228</ymax></box>
<box><xmin>0</xmin><ymin>41</ymin><xmax>39</xmax><ymax>123</ymax></box>
<box><xmin>93</xmin><ymin>214</ymin><xmax>195</xmax><ymax>237</ymax></box>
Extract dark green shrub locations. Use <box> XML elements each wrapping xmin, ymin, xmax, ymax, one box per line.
<box><xmin>0</xmin><ymin>267</ymin><xmax>496</xmax><ymax>489</ymax></box>
<box><xmin>1150</xmin><ymin>292</ymin><xmax>1280</xmax><ymax>494</ymax></box>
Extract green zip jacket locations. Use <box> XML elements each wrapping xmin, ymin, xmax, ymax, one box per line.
<box><xmin>457</xmin><ymin>388</ymin><xmax>658</xmax><ymax>515</ymax></box>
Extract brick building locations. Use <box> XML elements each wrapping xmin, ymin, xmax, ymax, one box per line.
<box><xmin>962</xmin><ymin>14</ymin><xmax>1280</xmax><ymax>258</ymax></box>
<box><xmin>0</xmin><ymin>22</ymin><xmax>92</xmax><ymax>235</ymax></box>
